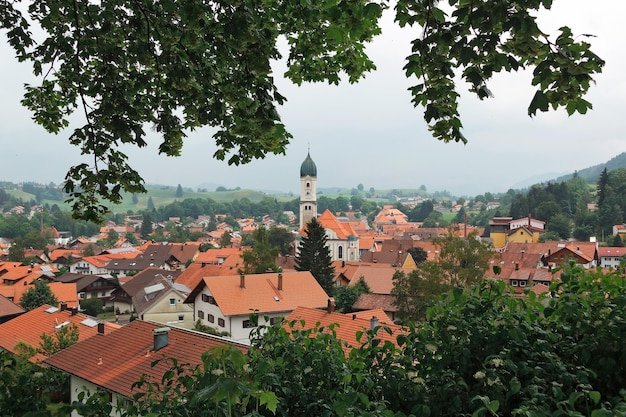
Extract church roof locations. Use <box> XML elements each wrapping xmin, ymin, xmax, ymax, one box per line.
<box><xmin>300</xmin><ymin>152</ymin><xmax>317</xmax><ymax>177</ymax></box>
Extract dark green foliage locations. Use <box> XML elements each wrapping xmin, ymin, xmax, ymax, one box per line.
<box><xmin>295</xmin><ymin>218</ymin><xmax>335</xmax><ymax>294</ymax></box>
<box><xmin>267</xmin><ymin>227</ymin><xmax>294</xmax><ymax>256</ymax></box>
<box><xmin>241</xmin><ymin>228</ymin><xmax>280</xmax><ymax>274</ymax></box>
<box><xmin>406</xmin><ymin>246</ymin><xmax>428</xmax><ymax>264</ymax></box>
<box><xmin>140</xmin><ymin>213</ymin><xmax>153</xmax><ymax>238</ymax></box>
<box><xmin>175</xmin><ymin>184</ymin><xmax>183</xmax><ymax>198</ymax></box>
<box><xmin>80</xmin><ymin>298</ymin><xmax>103</xmax><ymax>317</ymax></box>
<box><xmin>39</xmin><ymin>323</ymin><xmax>80</xmax><ymax>356</ymax></box>
<box><xmin>0</xmin><ymin>1</ymin><xmax>603</xmax><ymax>221</ymax></box>
<box><xmin>333</xmin><ymin>277</ymin><xmax>370</xmax><ymax>312</ymax></box>
<box><xmin>19</xmin><ymin>280</ymin><xmax>58</xmax><ymax>311</ymax></box>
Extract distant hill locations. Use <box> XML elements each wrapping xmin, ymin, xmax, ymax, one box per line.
<box><xmin>512</xmin><ymin>152</ymin><xmax>626</xmax><ymax>190</ymax></box>
<box><xmin>553</xmin><ymin>152</ymin><xmax>626</xmax><ymax>184</ymax></box>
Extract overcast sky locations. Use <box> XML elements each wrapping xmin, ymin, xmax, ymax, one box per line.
<box><xmin>1</xmin><ymin>1</ymin><xmax>624</xmax><ymax>197</ymax></box>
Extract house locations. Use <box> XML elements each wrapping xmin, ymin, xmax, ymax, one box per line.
<box><xmin>285</xmin><ymin>305</ymin><xmax>404</xmax><ymax>352</ymax></box>
<box><xmin>44</xmin><ymin>320</ymin><xmax>248</xmax><ymax>416</ymax></box>
<box><xmin>69</xmin><ymin>255</ymin><xmax>112</xmax><ymax>275</ymax></box>
<box><xmin>54</xmin><ymin>273</ymin><xmax>121</xmax><ymax>309</ymax></box>
<box><xmin>0</xmin><ymin>304</ymin><xmax>120</xmax><ymax>363</ymax></box>
<box><xmin>489</xmin><ymin>216</ymin><xmax>546</xmax><ymax>249</ymax></box>
<box><xmin>333</xmin><ymin>262</ymin><xmax>411</xmax><ymax>295</ymax></box>
<box><xmin>598</xmin><ymin>246</ymin><xmax>626</xmax><ymax>270</ymax></box>
<box><xmin>373</xmin><ymin>205</ymin><xmax>409</xmax><ymax>231</ymax></box>
<box><xmin>352</xmin><ymin>294</ymin><xmax>400</xmax><ymax>322</ymax></box>
<box><xmin>132</xmin><ymin>280</ymin><xmax>194</xmax><ymax>329</ymax></box>
<box><xmin>0</xmin><ymin>294</ymin><xmax>24</xmax><ymax>324</ymax></box>
<box><xmin>185</xmin><ymin>271</ymin><xmax>330</xmax><ymax>343</ymax></box>
<box><xmin>545</xmin><ymin>242</ymin><xmax>597</xmax><ymax>269</ymax></box>
<box><xmin>110</xmin><ymin>268</ymin><xmax>182</xmax><ymax>314</ymax></box>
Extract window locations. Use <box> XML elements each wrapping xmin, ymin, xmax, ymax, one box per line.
<box><xmin>218</xmin><ymin>318</ymin><xmax>225</xmax><ymax>327</ymax></box>
<box><xmin>178</xmin><ymin>314</ymin><xmax>184</xmax><ymax>321</ymax></box>
<box><xmin>269</xmin><ymin>316</ymin><xmax>282</xmax><ymax>326</ymax></box>
<box><xmin>208</xmin><ymin>314</ymin><xmax>215</xmax><ymax>323</ymax></box>
<box><xmin>338</xmin><ymin>246</ymin><xmax>343</xmax><ymax>259</ymax></box>
<box><xmin>511</xmin><ymin>280</ymin><xmax>518</xmax><ymax>286</ymax></box>
<box><xmin>202</xmin><ymin>294</ymin><xmax>218</xmax><ymax>305</ymax></box>
<box><xmin>520</xmin><ymin>281</ymin><xmax>527</xmax><ymax>287</ymax></box>
<box><xmin>198</xmin><ymin>310</ymin><xmax>204</xmax><ymax>319</ymax></box>
<box><xmin>242</xmin><ymin>319</ymin><xmax>257</xmax><ymax>328</ymax></box>
<box><xmin>169</xmin><ymin>298</ymin><xmax>175</xmax><ymax>306</ymax></box>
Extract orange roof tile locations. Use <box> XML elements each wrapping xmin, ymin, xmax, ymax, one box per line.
<box><xmin>44</xmin><ymin>320</ymin><xmax>248</xmax><ymax>398</ymax></box>
<box><xmin>188</xmin><ymin>271</ymin><xmax>329</xmax><ymax>316</ymax></box>
<box><xmin>317</xmin><ymin>210</ymin><xmax>358</xmax><ymax>240</ymax></box>
<box><xmin>286</xmin><ymin>306</ymin><xmax>404</xmax><ymax>351</ymax></box>
<box><xmin>0</xmin><ymin>304</ymin><xmax>120</xmax><ymax>363</ymax></box>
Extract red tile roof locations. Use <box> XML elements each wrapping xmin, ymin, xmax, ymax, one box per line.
<box><xmin>317</xmin><ymin>210</ymin><xmax>358</xmax><ymax>240</ymax></box>
<box><xmin>44</xmin><ymin>320</ymin><xmax>248</xmax><ymax>398</ymax></box>
<box><xmin>0</xmin><ymin>304</ymin><xmax>120</xmax><ymax>363</ymax></box>
<box><xmin>187</xmin><ymin>271</ymin><xmax>329</xmax><ymax>316</ymax></box>
<box><xmin>286</xmin><ymin>306</ymin><xmax>404</xmax><ymax>351</ymax></box>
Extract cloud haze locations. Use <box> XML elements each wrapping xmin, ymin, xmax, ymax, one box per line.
<box><xmin>0</xmin><ymin>0</ymin><xmax>623</xmax><ymax>197</ymax></box>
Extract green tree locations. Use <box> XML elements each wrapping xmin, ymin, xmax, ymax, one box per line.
<box><xmin>333</xmin><ymin>277</ymin><xmax>370</xmax><ymax>312</ymax></box>
<box><xmin>81</xmin><ymin>298</ymin><xmax>103</xmax><ymax>317</ymax></box>
<box><xmin>241</xmin><ymin>228</ymin><xmax>280</xmax><ymax>274</ymax></box>
<box><xmin>7</xmin><ymin>244</ymin><xmax>25</xmax><ymax>262</ymax></box>
<box><xmin>147</xmin><ymin>196</ymin><xmax>155</xmax><ymax>211</ymax></box>
<box><xmin>132</xmin><ymin>193</ymin><xmax>139</xmax><ymax>204</ymax></box>
<box><xmin>175</xmin><ymin>184</ymin><xmax>183</xmax><ymax>198</ymax></box>
<box><xmin>19</xmin><ymin>280</ymin><xmax>58</xmax><ymax>311</ymax></box>
<box><xmin>140</xmin><ymin>213</ymin><xmax>153</xmax><ymax>238</ymax></box>
<box><xmin>267</xmin><ymin>226</ymin><xmax>294</xmax><ymax>256</ymax></box>
<box><xmin>295</xmin><ymin>218</ymin><xmax>335</xmax><ymax>294</ymax></box>
<box><xmin>0</xmin><ymin>2</ymin><xmax>603</xmax><ymax>221</ymax></box>
<box><xmin>546</xmin><ymin>213</ymin><xmax>572</xmax><ymax>239</ymax></box>
<box><xmin>392</xmin><ymin>268</ymin><xmax>451</xmax><ymax>321</ymax></box>
<box><xmin>430</xmin><ymin>229</ymin><xmax>492</xmax><ymax>287</ymax></box>
<box><xmin>219</xmin><ymin>231</ymin><xmax>232</xmax><ymax>248</ymax></box>
<box><xmin>406</xmin><ymin>246</ymin><xmax>428</xmax><ymax>264</ymax></box>
<box><xmin>39</xmin><ymin>323</ymin><xmax>80</xmax><ymax>356</ymax></box>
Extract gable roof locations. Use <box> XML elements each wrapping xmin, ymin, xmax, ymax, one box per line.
<box><xmin>352</xmin><ymin>293</ymin><xmax>399</xmax><ymax>313</ymax></box>
<box><xmin>317</xmin><ymin>210</ymin><xmax>359</xmax><ymax>240</ymax></box>
<box><xmin>116</xmin><ymin>268</ymin><xmax>182</xmax><ymax>298</ymax></box>
<box><xmin>44</xmin><ymin>320</ymin><xmax>248</xmax><ymax>398</ymax></box>
<box><xmin>337</xmin><ymin>264</ymin><xmax>411</xmax><ymax>295</ymax></box>
<box><xmin>286</xmin><ymin>306</ymin><xmax>403</xmax><ymax>351</ymax></box>
<box><xmin>0</xmin><ymin>304</ymin><xmax>120</xmax><ymax>363</ymax></box>
<box><xmin>598</xmin><ymin>246</ymin><xmax>626</xmax><ymax>258</ymax></box>
<box><xmin>186</xmin><ymin>271</ymin><xmax>329</xmax><ymax>316</ymax></box>
<box><xmin>0</xmin><ymin>294</ymin><xmax>24</xmax><ymax>321</ymax></box>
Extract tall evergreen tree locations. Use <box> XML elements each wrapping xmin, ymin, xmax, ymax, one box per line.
<box><xmin>140</xmin><ymin>213</ymin><xmax>153</xmax><ymax>238</ymax></box>
<box><xmin>295</xmin><ymin>218</ymin><xmax>335</xmax><ymax>294</ymax></box>
<box><xmin>175</xmin><ymin>184</ymin><xmax>183</xmax><ymax>198</ymax></box>
<box><xmin>147</xmin><ymin>196</ymin><xmax>155</xmax><ymax>211</ymax></box>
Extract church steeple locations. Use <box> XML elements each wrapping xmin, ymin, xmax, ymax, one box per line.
<box><xmin>299</xmin><ymin>151</ymin><xmax>317</xmax><ymax>229</ymax></box>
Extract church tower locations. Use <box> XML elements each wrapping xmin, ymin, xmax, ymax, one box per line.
<box><xmin>299</xmin><ymin>151</ymin><xmax>317</xmax><ymax>229</ymax></box>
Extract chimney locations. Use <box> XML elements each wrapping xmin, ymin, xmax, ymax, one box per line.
<box><xmin>341</xmin><ymin>260</ymin><xmax>345</xmax><ymax>267</ymax></box>
<box><xmin>97</xmin><ymin>322</ymin><xmax>105</xmax><ymax>334</ymax></box>
<box><xmin>370</xmin><ymin>316</ymin><xmax>379</xmax><ymax>330</ymax></box>
<box><xmin>521</xmin><ymin>250</ymin><xmax>525</xmax><ymax>259</ymax></box>
<box><xmin>352</xmin><ymin>314</ymin><xmax>356</xmax><ymax>320</ymax></box>
<box><xmin>277</xmin><ymin>273</ymin><xmax>283</xmax><ymax>291</ymax></box>
<box><xmin>153</xmin><ymin>327</ymin><xmax>170</xmax><ymax>351</ymax></box>
<box><xmin>71</xmin><ymin>307</ymin><xmax>78</xmax><ymax>316</ymax></box>
<box><xmin>240</xmin><ymin>274</ymin><xmax>246</xmax><ymax>289</ymax></box>
<box><xmin>327</xmin><ymin>297</ymin><xmax>335</xmax><ymax>314</ymax></box>
<box><xmin>515</xmin><ymin>263</ymin><xmax>519</xmax><ymax>271</ymax></box>
<box><xmin>202</xmin><ymin>262</ymin><xmax>206</xmax><ymax>268</ymax></box>
<box><xmin>60</xmin><ymin>302</ymin><xmax>67</xmax><ymax>311</ymax></box>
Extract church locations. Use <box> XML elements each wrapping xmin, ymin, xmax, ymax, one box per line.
<box><xmin>297</xmin><ymin>152</ymin><xmax>360</xmax><ymax>262</ymax></box>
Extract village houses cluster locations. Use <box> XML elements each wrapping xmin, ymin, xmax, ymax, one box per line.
<box><xmin>1</xmin><ymin>152</ymin><xmax>624</xmax><ymax>415</ymax></box>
